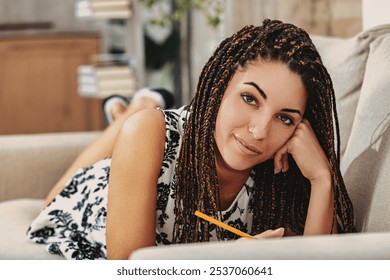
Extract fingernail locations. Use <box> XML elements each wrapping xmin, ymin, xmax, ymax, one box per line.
<box><xmin>274</xmin><ymin>169</ymin><xmax>281</xmax><ymax>174</ymax></box>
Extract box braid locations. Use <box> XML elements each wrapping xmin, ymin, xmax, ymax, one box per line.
<box><xmin>172</xmin><ymin>19</ymin><xmax>356</xmax><ymax>243</ymax></box>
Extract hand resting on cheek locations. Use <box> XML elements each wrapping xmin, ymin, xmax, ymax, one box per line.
<box><xmin>273</xmin><ymin>119</ymin><xmax>331</xmax><ymax>183</ymax></box>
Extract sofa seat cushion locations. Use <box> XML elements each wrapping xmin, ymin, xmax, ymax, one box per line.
<box><xmin>0</xmin><ymin>199</ymin><xmax>63</xmax><ymax>259</ymax></box>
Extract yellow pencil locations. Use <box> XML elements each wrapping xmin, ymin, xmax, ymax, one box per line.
<box><xmin>195</xmin><ymin>210</ymin><xmax>255</xmax><ymax>239</ymax></box>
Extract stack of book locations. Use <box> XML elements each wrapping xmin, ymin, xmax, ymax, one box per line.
<box><xmin>75</xmin><ymin>0</ymin><xmax>132</xmax><ymax>19</ymax></box>
<box><xmin>77</xmin><ymin>64</ymin><xmax>137</xmax><ymax>99</ymax></box>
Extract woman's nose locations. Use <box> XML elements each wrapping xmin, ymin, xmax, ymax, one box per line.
<box><xmin>249</xmin><ymin>116</ymin><xmax>271</xmax><ymax>140</ymax></box>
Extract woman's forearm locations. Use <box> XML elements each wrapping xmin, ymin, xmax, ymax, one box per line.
<box><xmin>304</xmin><ymin>174</ymin><xmax>337</xmax><ymax>235</ymax></box>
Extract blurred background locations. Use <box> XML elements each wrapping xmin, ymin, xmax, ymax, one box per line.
<box><xmin>0</xmin><ymin>0</ymin><xmax>387</xmax><ymax>135</ymax></box>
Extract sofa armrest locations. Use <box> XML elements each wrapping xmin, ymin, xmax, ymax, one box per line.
<box><xmin>130</xmin><ymin>232</ymin><xmax>390</xmax><ymax>260</ymax></box>
<box><xmin>0</xmin><ymin>131</ymin><xmax>99</xmax><ymax>202</ymax></box>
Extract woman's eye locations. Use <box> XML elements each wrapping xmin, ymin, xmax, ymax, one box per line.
<box><xmin>241</xmin><ymin>93</ymin><xmax>257</xmax><ymax>106</ymax></box>
<box><xmin>278</xmin><ymin>115</ymin><xmax>295</xmax><ymax>126</ymax></box>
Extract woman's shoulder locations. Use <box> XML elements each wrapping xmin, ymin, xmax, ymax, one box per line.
<box><xmin>119</xmin><ymin>105</ymin><xmax>189</xmax><ymax>144</ymax></box>
<box><xmin>120</xmin><ymin>108</ymin><xmax>166</xmax><ymax>142</ymax></box>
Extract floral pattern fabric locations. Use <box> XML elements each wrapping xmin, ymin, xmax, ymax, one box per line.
<box><xmin>27</xmin><ymin>106</ymin><xmax>256</xmax><ymax>259</ymax></box>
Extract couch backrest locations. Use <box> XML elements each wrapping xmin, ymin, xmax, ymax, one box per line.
<box><xmin>0</xmin><ymin>131</ymin><xmax>99</xmax><ymax>202</ymax></box>
<box><xmin>312</xmin><ymin>24</ymin><xmax>390</xmax><ymax>233</ymax></box>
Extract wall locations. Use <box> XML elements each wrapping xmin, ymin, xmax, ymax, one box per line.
<box><xmin>274</xmin><ymin>0</ymin><xmax>362</xmax><ymax>37</ymax></box>
<box><xmin>362</xmin><ymin>0</ymin><xmax>390</xmax><ymax>29</ymax></box>
<box><xmin>222</xmin><ymin>0</ymin><xmax>362</xmax><ymax>37</ymax></box>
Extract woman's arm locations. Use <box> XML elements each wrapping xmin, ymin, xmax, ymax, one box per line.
<box><xmin>106</xmin><ymin>109</ymin><xmax>166</xmax><ymax>259</ymax></box>
<box><xmin>304</xmin><ymin>174</ymin><xmax>337</xmax><ymax>235</ymax></box>
<box><xmin>274</xmin><ymin>119</ymin><xmax>337</xmax><ymax>235</ymax></box>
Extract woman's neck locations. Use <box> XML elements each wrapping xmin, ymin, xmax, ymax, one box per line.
<box><xmin>216</xmin><ymin>159</ymin><xmax>252</xmax><ymax>211</ymax></box>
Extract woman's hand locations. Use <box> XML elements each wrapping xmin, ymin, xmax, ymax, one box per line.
<box><xmin>237</xmin><ymin>228</ymin><xmax>285</xmax><ymax>241</ymax></box>
<box><xmin>253</xmin><ymin>227</ymin><xmax>285</xmax><ymax>239</ymax></box>
<box><xmin>273</xmin><ymin>119</ymin><xmax>331</xmax><ymax>183</ymax></box>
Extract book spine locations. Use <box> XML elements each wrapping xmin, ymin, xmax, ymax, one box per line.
<box><xmin>78</xmin><ymin>73</ymin><xmax>133</xmax><ymax>84</ymax></box>
<box><xmin>79</xmin><ymin>79</ymin><xmax>136</xmax><ymax>90</ymax></box>
<box><xmin>91</xmin><ymin>10</ymin><xmax>132</xmax><ymax>19</ymax></box>
<box><xmin>76</xmin><ymin>0</ymin><xmax>131</xmax><ymax>19</ymax></box>
<box><xmin>78</xmin><ymin>86</ymin><xmax>137</xmax><ymax>99</ymax></box>
<box><xmin>77</xmin><ymin>65</ymin><xmax>134</xmax><ymax>76</ymax></box>
<box><xmin>92</xmin><ymin>1</ymin><xmax>130</xmax><ymax>9</ymax></box>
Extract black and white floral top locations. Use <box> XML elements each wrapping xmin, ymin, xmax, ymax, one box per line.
<box><xmin>27</xmin><ymin>106</ymin><xmax>256</xmax><ymax>259</ymax></box>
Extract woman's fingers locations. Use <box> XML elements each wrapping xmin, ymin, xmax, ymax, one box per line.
<box><xmin>253</xmin><ymin>228</ymin><xmax>285</xmax><ymax>239</ymax></box>
<box><xmin>273</xmin><ymin>145</ymin><xmax>289</xmax><ymax>174</ymax></box>
<box><xmin>236</xmin><ymin>228</ymin><xmax>285</xmax><ymax>242</ymax></box>
<box><xmin>281</xmin><ymin>153</ymin><xmax>289</xmax><ymax>173</ymax></box>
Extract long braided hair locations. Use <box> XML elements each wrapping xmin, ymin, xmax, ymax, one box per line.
<box><xmin>172</xmin><ymin>19</ymin><xmax>356</xmax><ymax>243</ymax></box>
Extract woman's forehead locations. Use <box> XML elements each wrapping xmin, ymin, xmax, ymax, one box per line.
<box><xmin>227</xmin><ymin>60</ymin><xmax>307</xmax><ymax>107</ymax></box>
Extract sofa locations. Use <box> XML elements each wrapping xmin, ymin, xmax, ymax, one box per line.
<box><xmin>1</xmin><ymin>24</ymin><xmax>389</xmax><ymax>260</ymax></box>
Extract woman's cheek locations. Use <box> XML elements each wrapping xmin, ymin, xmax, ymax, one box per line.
<box><xmin>269</xmin><ymin>130</ymin><xmax>293</xmax><ymax>155</ymax></box>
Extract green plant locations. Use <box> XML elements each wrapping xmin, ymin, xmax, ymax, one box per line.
<box><xmin>140</xmin><ymin>0</ymin><xmax>222</xmax><ymax>28</ymax></box>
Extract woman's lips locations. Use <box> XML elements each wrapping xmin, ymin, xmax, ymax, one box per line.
<box><xmin>234</xmin><ymin>135</ymin><xmax>262</xmax><ymax>156</ymax></box>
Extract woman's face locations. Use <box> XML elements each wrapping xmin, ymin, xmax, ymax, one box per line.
<box><xmin>214</xmin><ymin>59</ymin><xmax>307</xmax><ymax>172</ymax></box>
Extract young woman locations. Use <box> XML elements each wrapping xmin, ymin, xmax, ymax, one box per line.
<box><xmin>27</xmin><ymin>19</ymin><xmax>356</xmax><ymax>260</ymax></box>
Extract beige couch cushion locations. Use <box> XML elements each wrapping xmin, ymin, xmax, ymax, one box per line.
<box><xmin>0</xmin><ymin>131</ymin><xmax>99</xmax><ymax>201</ymax></box>
<box><xmin>312</xmin><ymin>24</ymin><xmax>390</xmax><ymax>160</ymax></box>
<box><xmin>312</xmin><ymin>25</ymin><xmax>390</xmax><ymax>232</ymax></box>
<box><xmin>342</xmin><ymin>31</ymin><xmax>390</xmax><ymax>232</ymax></box>
<box><xmin>0</xmin><ymin>199</ymin><xmax>63</xmax><ymax>259</ymax></box>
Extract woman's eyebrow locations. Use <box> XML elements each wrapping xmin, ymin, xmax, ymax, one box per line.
<box><xmin>244</xmin><ymin>81</ymin><xmax>267</xmax><ymax>100</ymax></box>
<box><xmin>244</xmin><ymin>81</ymin><xmax>302</xmax><ymax>116</ymax></box>
<box><xmin>281</xmin><ymin>108</ymin><xmax>302</xmax><ymax>117</ymax></box>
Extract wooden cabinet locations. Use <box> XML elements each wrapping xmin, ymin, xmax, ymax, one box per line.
<box><xmin>0</xmin><ymin>34</ymin><xmax>104</xmax><ymax>134</ymax></box>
